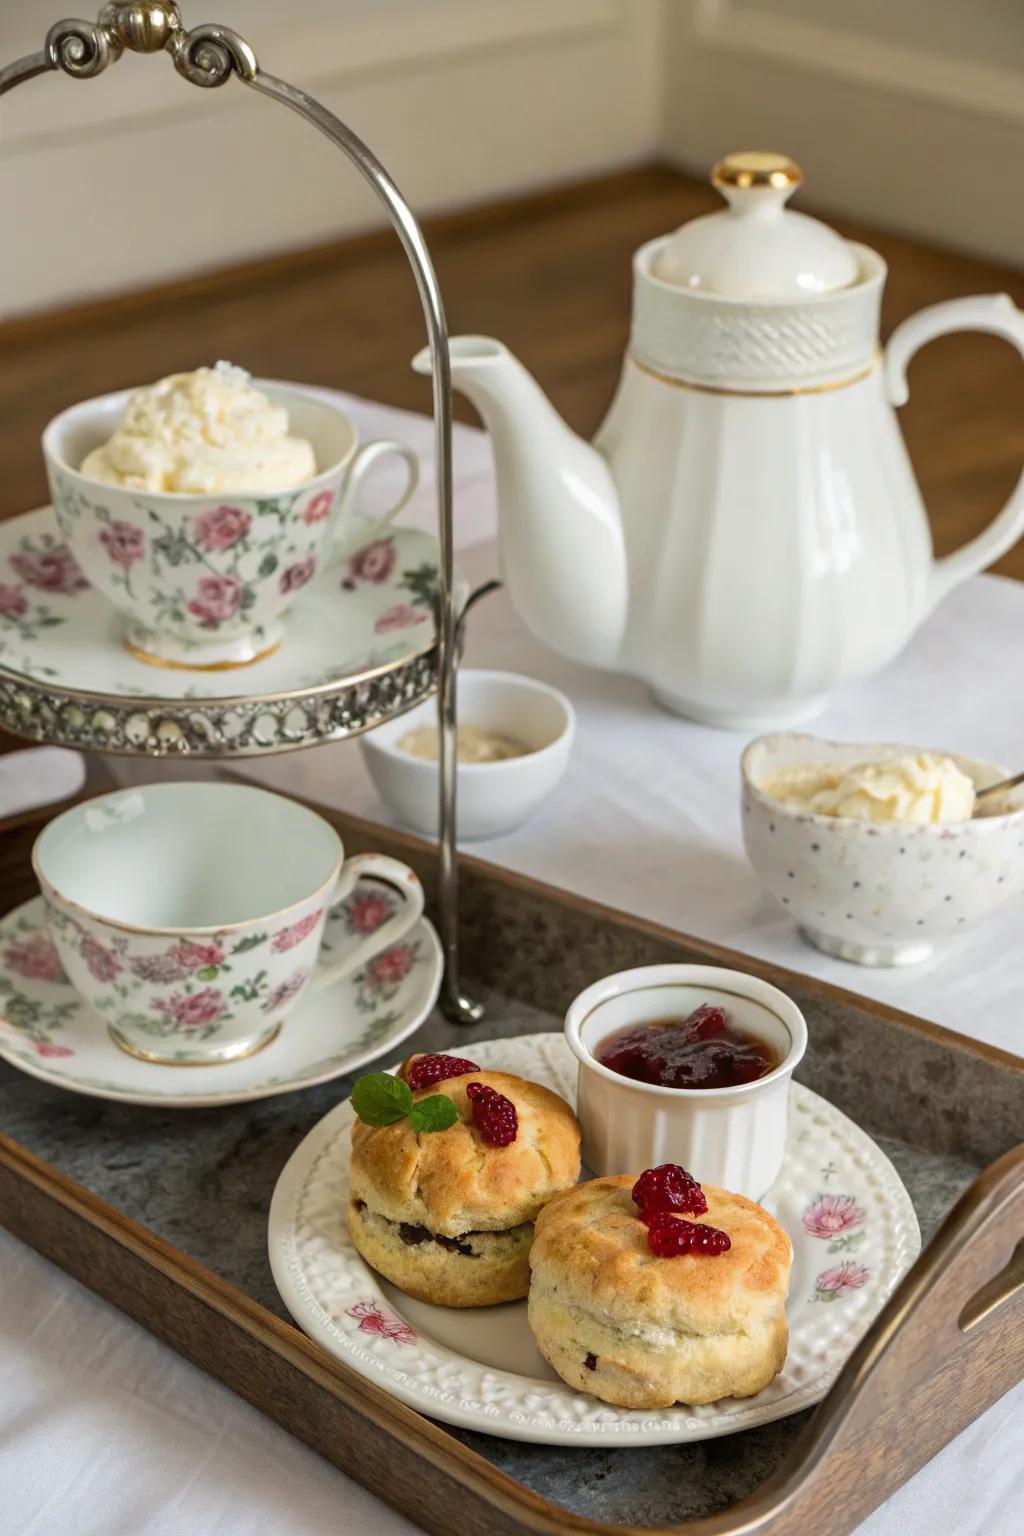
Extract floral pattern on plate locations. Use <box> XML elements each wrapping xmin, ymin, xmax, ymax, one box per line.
<box><xmin>801</xmin><ymin>1192</ymin><xmax>867</xmax><ymax>1253</ymax></box>
<box><xmin>268</xmin><ymin>1033</ymin><xmax>922</xmax><ymax>1448</ymax></box>
<box><xmin>347</xmin><ymin>1300</ymin><xmax>418</xmax><ymax>1346</ymax></box>
<box><xmin>813</xmin><ymin>1261</ymin><xmax>871</xmax><ymax>1302</ymax></box>
<box><xmin>0</xmin><ymin>891</ymin><xmax>441</xmax><ymax>1105</ymax></box>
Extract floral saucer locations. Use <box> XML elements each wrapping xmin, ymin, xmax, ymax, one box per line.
<box><xmin>0</xmin><ymin>507</ymin><xmax>463</xmax><ymax>756</ymax></box>
<box><xmin>269</xmin><ymin>1033</ymin><xmax>921</xmax><ymax>1448</ymax></box>
<box><xmin>0</xmin><ymin>889</ymin><xmax>441</xmax><ymax>1107</ymax></box>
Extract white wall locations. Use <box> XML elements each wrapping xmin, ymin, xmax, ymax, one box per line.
<box><xmin>659</xmin><ymin>0</ymin><xmax>1024</xmax><ymax>268</ymax></box>
<box><xmin>1</xmin><ymin>0</ymin><xmax>1021</xmax><ymax>320</ymax></box>
<box><xmin>0</xmin><ymin>0</ymin><xmax>664</xmax><ymax>315</ymax></box>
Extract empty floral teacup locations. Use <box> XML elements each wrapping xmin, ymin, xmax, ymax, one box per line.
<box><xmin>42</xmin><ymin>382</ymin><xmax>418</xmax><ymax>668</ymax></box>
<box><xmin>32</xmin><ymin>782</ymin><xmax>424</xmax><ymax>1065</ymax></box>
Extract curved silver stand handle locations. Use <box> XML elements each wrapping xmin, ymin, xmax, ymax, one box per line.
<box><xmin>0</xmin><ymin>2</ymin><xmax>482</xmax><ymax>1024</ymax></box>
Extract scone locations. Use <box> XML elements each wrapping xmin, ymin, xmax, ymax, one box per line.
<box><xmin>349</xmin><ymin>1064</ymin><xmax>580</xmax><ymax>1306</ymax></box>
<box><xmin>529</xmin><ymin>1175</ymin><xmax>791</xmax><ymax>1408</ymax></box>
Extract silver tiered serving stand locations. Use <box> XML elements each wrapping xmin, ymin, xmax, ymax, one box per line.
<box><xmin>0</xmin><ymin>0</ymin><xmax>482</xmax><ymax>1024</ymax></box>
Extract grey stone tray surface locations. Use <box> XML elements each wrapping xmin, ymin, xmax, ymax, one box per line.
<box><xmin>0</xmin><ymin>987</ymin><xmax>985</xmax><ymax>1529</ymax></box>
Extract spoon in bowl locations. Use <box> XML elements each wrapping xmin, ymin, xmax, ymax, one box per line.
<box><xmin>974</xmin><ymin>769</ymin><xmax>1024</xmax><ymax>811</ymax></box>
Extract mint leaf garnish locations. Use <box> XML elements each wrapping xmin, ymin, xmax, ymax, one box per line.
<box><xmin>351</xmin><ymin>1072</ymin><xmax>413</xmax><ymax>1126</ymax></box>
<box><xmin>408</xmin><ymin>1094</ymin><xmax>459</xmax><ymax>1134</ymax></box>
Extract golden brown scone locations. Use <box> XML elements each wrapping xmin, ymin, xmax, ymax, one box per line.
<box><xmin>348</xmin><ymin>1069</ymin><xmax>580</xmax><ymax>1306</ymax></box>
<box><xmin>528</xmin><ymin>1176</ymin><xmax>791</xmax><ymax>1408</ymax></box>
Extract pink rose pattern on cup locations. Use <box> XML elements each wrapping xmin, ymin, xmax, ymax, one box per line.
<box><xmin>263</xmin><ymin>970</ymin><xmax>309</xmax><ymax>1014</ymax></box>
<box><xmin>272</xmin><ymin>910</ymin><xmax>324</xmax><ymax>953</ymax></box>
<box><xmin>80</xmin><ymin>931</ymin><xmax>124</xmax><ymax>983</ymax></box>
<box><xmin>0</xmin><ymin>884</ymin><xmax>424</xmax><ymax>1063</ymax></box>
<box><xmin>279</xmin><ymin>556</ymin><xmax>317</xmax><ymax>595</ymax></box>
<box><xmin>48</xmin><ymin>474</ymin><xmax>365</xmax><ymax>650</ymax></box>
<box><xmin>99</xmin><ymin>522</ymin><xmax>146</xmax><ymax>569</ymax></box>
<box><xmin>130</xmin><ymin>939</ymin><xmax>228</xmax><ymax>984</ymax></box>
<box><xmin>42</xmin><ymin>896</ymin><xmax>332</xmax><ymax>1052</ymax></box>
<box><xmin>194</xmin><ymin>505</ymin><xmax>252</xmax><ymax>551</ymax></box>
<box><xmin>154</xmin><ymin>986</ymin><xmax>229</xmax><ymax>1031</ymax></box>
<box><xmin>188</xmin><ymin>573</ymin><xmax>243</xmax><ymax>626</ymax></box>
<box><xmin>303</xmin><ymin>490</ymin><xmax>334</xmax><ymax>525</ymax></box>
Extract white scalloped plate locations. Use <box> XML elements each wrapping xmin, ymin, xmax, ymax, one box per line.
<box><xmin>268</xmin><ymin>1032</ymin><xmax>921</xmax><ymax>1446</ymax></box>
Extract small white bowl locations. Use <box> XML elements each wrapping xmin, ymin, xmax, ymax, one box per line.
<box><xmin>359</xmin><ymin>669</ymin><xmax>574</xmax><ymax>840</ymax></box>
<box><xmin>742</xmin><ymin>732</ymin><xmax>1024</xmax><ymax>966</ymax></box>
<box><xmin>565</xmin><ymin>964</ymin><xmax>807</xmax><ymax>1201</ymax></box>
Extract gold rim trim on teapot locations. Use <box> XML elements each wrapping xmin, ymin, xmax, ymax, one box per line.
<box><xmin>628</xmin><ymin>351</ymin><xmax>881</xmax><ymax>398</ymax></box>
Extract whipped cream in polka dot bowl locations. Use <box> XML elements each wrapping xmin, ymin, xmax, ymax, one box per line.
<box><xmin>42</xmin><ymin>365</ymin><xmax>419</xmax><ymax>669</ymax></box>
<box><xmin>742</xmin><ymin>733</ymin><xmax>1024</xmax><ymax>966</ymax></box>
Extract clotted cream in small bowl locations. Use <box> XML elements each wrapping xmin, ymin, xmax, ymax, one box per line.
<box><xmin>742</xmin><ymin>732</ymin><xmax>1024</xmax><ymax>965</ymax></box>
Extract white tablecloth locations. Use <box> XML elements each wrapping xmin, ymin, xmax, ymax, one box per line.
<box><xmin>3</xmin><ymin>394</ymin><xmax>1022</xmax><ymax>1535</ymax></box>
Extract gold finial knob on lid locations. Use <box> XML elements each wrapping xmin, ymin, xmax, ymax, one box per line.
<box><xmin>712</xmin><ymin>152</ymin><xmax>803</xmax><ymax>192</ymax></box>
<box><xmin>654</xmin><ymin>148</ymin><xmax>856</xmax><ymax>296</ymax></box>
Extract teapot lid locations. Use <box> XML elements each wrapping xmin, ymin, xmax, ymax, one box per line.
<box><xmin>653</xmin><ymin>152</ymin><xmax>859</xmax><ymax>299</ymax></box>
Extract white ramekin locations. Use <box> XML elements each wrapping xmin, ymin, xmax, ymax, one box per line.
<box><xmin>564</xmin><ymin>964</ymin><xmax>808</xmax><ymax>1200</ymax></box>
<box><xmin>359</xmin><ymin>669</ymin><xmax>574</xmax><ymax>840</ymax></box>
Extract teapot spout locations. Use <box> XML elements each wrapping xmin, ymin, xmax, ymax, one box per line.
<box><xmin>413</xmin><ymin>337</ymin><xmax>627</xmax><ymax>667</ymax></box>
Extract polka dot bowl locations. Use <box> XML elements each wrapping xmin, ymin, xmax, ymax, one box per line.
<box><xmin>741</xmin><ymin>733</ymin><xmax>1024</xmax><ymax>966</ymax></box>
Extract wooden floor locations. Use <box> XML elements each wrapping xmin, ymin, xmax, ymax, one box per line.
<box><xmin>1</xmin><ymin>164</ymin><xmax>1023</xmax><ymax>575</ymax></box>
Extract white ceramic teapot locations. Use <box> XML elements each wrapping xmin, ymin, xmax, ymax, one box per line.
<box><xmin>415</xmin><ymin>152</ymin><xmax>1024</xmax><ymax>728</ymax></box>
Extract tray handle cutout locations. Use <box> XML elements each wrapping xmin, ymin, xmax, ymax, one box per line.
<box><xmin>959</xmin><ymin>1235</ymin><xmax>1024</xmax><ymax>1332</ymax></box>
<box><xmin>720</xmin><ymin>1143</ymin><xmax>1024</xmax><ymax>1536</ymax></box>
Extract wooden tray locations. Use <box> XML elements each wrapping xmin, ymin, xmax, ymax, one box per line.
<box><xmin>2</xmin><ymin>799</ymin><xmax>1023</xmax><ymax>1536</ymax></box>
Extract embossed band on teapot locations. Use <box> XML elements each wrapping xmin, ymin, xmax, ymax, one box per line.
<box><xmin>631</xmin><ymin>238</ymin><xmax>886</xmax><ymax>394</ymax></box>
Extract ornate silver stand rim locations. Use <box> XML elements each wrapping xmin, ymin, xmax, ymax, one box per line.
<box><xmin>0</xmin><ymin>646</ymin><xmax>438</xmax><ymax>757</ymax></box>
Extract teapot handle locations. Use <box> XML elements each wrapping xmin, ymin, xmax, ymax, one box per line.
<box><xmin>885</xmin><ymin>293</ymin><xmax>1024</xmax><ymax>610</ymax></box>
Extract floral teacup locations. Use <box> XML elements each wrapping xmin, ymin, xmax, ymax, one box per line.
<box><xmin>42</xmin><ymin>383</ymin><xmax>419</xmax><ymax>668</ymax></box>
<box><xmin>32</xmin><ymin>782</ymin><xmax>425</xmax><ymax>1065</ymax></box>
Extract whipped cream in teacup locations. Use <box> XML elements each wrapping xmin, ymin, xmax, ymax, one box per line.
<box><xmin>80</xmin><ymin>362</ymin><xmax>317</xmax><ymax>494</ymax></box>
